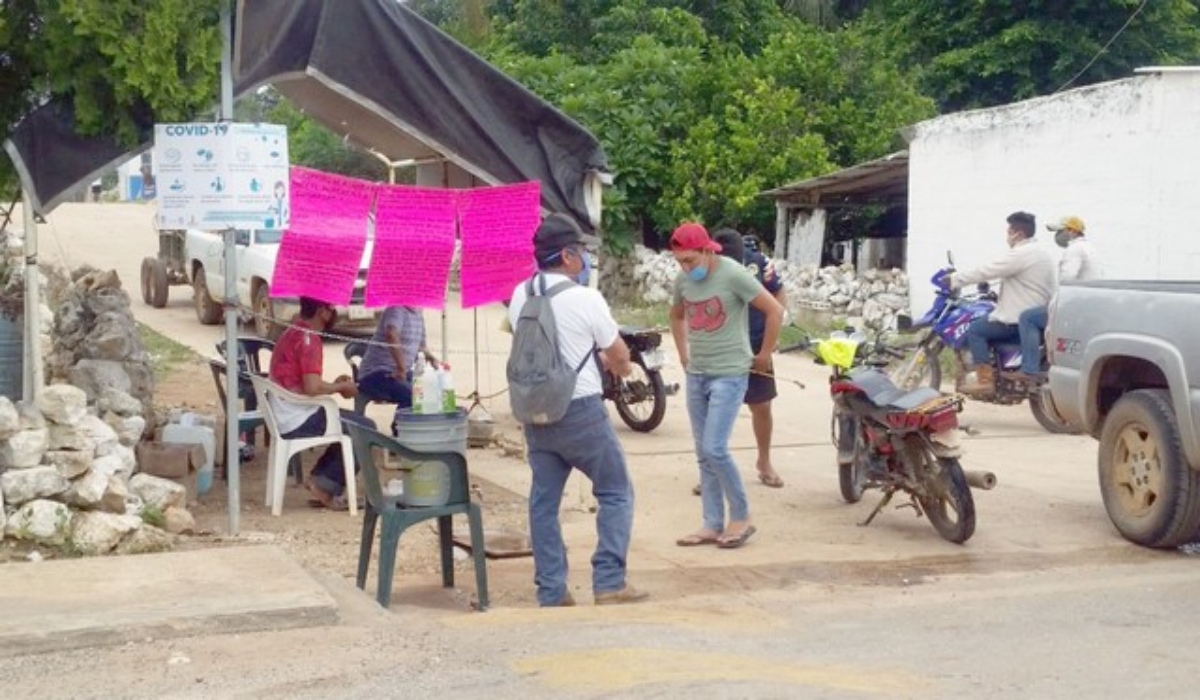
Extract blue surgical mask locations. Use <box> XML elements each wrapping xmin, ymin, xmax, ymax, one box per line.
<box><xmin>576</xmin><ymin>250</ymin><xmax>592</xmax><ymax>286</ymax></box>
<box><xmin>688</xmin><ymin>265</ymin><xmax>708</xmax><ymax>282</ymax></box>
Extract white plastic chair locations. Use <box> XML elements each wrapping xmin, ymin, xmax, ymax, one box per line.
<box><xmin>250</xmin><ymin>375</ymin><xmax>358</xmax><ymax>517</ymax></box>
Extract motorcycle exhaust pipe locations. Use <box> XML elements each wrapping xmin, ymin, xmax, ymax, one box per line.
<box><xmin>964</xmin><ymin>470</ymin><xmax>997</xmax><ymax>490</ymax></box>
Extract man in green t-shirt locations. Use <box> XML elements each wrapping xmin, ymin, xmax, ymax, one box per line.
<box><xmin>668</xmin><ymin>222</ymin><xmax>784</xmax><ymax>549</ymax></box>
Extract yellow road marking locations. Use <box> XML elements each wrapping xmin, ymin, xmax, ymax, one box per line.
<box><xmin>512</xmin><ymin>648</ymin><xmax>928</xmax><ymax>694</ymax></box>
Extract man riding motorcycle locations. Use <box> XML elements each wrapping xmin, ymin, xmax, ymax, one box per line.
<box><xmin>1014</xmin><ymin>215</ymin><xmax>1104</xmax><ymax>381</ymax></box>
<box><xmin>947</xmin><ymin>211</ymin><xmax>1056</xmax><ymax>396</ymax></box>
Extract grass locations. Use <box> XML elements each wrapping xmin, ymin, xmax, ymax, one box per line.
<box><xmin>612</xmin><ymin>303</ymin><xmax>670</xmax><ymax>330</ymax></box>
<box><xmin>137</xmin><ymin>322</ymin><xmax>198</xmax><ymax>380</ymax></box>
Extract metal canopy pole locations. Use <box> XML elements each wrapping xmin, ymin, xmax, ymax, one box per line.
<box><xmin>220</xmin><ymin>0</ymin><xmax>240</xmax><ymax>535</ymax></box>
<box><xmin>21</xmin><ymin>189</ymin><xmax>42</xmax><ymax>403</ymax></box>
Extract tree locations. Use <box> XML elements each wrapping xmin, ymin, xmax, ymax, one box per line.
<box><xmin>1</xmin><ymin>0</ymin><xmax>223</xmax><ymax>193</ymax></box>
<box><xmin>861</xmin><ymin>0</ymin><xmax>1200</xmax><ymax>112</ymax></box>
<box><xmin>486</xmin><ymin>3</ymin><xmax>933</xmax><ymax>248</ymax></box>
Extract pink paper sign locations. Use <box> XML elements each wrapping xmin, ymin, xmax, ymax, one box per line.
<box><xmin>271</xmin><ymin>167</ymin><xmax>375</xmax><ymax>304</ymax></box>
<box><xmin>366</xmin><ymin>185</ymin><xmax>458</xmax><ymax>309</ymax></box>
<box><xmin>458</xmin><ymin>182</ymin><xmax>541</xmax><ymax>308</ymax></box>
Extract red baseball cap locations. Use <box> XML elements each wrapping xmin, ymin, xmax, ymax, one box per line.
<box><xmin>670</xmin><ymin>222</ymin><xmax>722</xmax><ymax>252</ymax></box>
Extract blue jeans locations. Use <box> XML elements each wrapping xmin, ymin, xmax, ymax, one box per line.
<box><xmin>524</xmin><ymin>395</ymin><xmax>634</xmax><ymax>607</ymax></box>
<box><xmin>284</xmin><ymin>408</ymin><xmax>376</xmax><ymax>497</ymax></box>
<box><xmin>965</xmin><ymin>318</ymin><xmax>1019</xmax><ymax>367</ymax></box>
<box><xmin>358</xmin><ymin>370</ymin><xmax>413</xmax><ymax>408</ymax></box>
<box><xmin>1017</xmin><ymin>306</ymin><xmax>1048</xmax><ymax>374</ymax></box>
<box><xmin>685</xmin><ymin>373</ymin><xmax>751</xmax><ymax>532</ymax></box>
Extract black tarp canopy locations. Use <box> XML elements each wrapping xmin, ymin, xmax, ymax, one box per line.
<box><xmin>3</xmin><ymin>0</ymin><xmax>609</xmax><ymax>231</ymax></box>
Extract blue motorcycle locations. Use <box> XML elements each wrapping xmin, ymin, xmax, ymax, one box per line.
<box><xmin>893</xmin><ymin>253</ymin><xmax>1074</xmax><ymax>434</ymax></box>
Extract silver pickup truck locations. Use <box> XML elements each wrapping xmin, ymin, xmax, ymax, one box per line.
<box><xmin>1042</xmin><ymin>281</ymin><xmax>1200</xmax><ymax>548</ymax></box>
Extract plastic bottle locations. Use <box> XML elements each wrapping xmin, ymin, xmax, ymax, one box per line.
<box><xmin>418</xmin><ymin>360</ymin><xmax>441</xmax><ymax>414</ymax></box>
<box><xmin>439</xmin><ymin>363</ymin><xmax>456</xmax><ymax>413</ymax></box>
<box><xmin>411</xmin><ymin>353</ymin><xmax>427</xmax><ymax>413</ymax></box>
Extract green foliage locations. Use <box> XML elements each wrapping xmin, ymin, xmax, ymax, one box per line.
<box><xmin>861</xmin><ymin>0</ymin><xmax>1200</xmax><ymax>111</ymax></box>
<box><xmin>262</xmin><ymin>97</ymin><xmax>388</xmax><ymax>183</ymax></box>
<box><xmin>406</xmin><ymin>0</ymin><xmax>493</xmax><ymax>47</ymax></box>
<box><xmin>39</xmin><ymin>0</ymin><xmax>223</xmax><ymax>143</ymax></box>
<box><xmin>489</xmin><ymin>8</ymin><xmax>932</xmax><ymax>246</ymax></box>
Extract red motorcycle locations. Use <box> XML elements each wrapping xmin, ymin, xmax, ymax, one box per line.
<box><xmin>785</xmin><ymin>332</ymin><xmax>995</xmax><ymax>544</ymax></box>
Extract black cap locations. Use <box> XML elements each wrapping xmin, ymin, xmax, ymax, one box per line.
<box><xmin>711</xmin><ymin>228</ymin><xmax>745</xmax><ymax>263</ymax></box>
<box><xmin>533</xmin><ymin>213</ymin><xmax>593</xmax><ymax>262</ymax></box>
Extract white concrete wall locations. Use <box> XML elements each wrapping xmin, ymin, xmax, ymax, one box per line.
<box><xmin>905</xmin><ymin>69</ymin><xmax>1200</xmax><ymax>315</ymax></box>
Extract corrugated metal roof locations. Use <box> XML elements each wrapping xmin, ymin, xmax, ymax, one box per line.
<box><xmin>762</xmin><ymin>151</ymin><xmax>908</xmax><ymax>208</ymax></box>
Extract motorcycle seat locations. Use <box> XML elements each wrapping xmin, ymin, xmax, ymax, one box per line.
<box><xmin>842</xmin><ymin>369</ymin><xmax>944</xmax><ymax>411</ymax></box>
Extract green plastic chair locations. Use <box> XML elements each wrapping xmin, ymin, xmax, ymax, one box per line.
<box><xmin>347</xmin><ymin>423</ymin><xmax>489</xmax><ymax>610</ymax></box>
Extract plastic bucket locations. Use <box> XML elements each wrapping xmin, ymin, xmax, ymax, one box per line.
<box><xmin>393</xmin><ymin>408</ymin><xmax>467</xmax><ymax>507</ymax></box>
<box><xmin>392</xmin><ymin>407</ymin><xmax>468</xmax><ymax>456</ymax></box>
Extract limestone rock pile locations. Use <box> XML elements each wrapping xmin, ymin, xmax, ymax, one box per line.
<box><xmin>0</xmin><ymin>386</ymin><xmax>190</xmax><ymax>556</ymax></box>
<box><xmin>46</xmin><ymin>268</ymin><xmax>155</xmax><ymax>417</ymax></box>
<box><xmin>627</xmin><ymin>245</ymin><xmax>911</xmax><ymax>330</ymax></box>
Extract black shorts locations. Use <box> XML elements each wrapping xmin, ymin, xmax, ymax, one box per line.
<box><xmin>746</xmin><ymin>334</ymin><xmax>776</xmax><ymax>405</ymax></box>
<box><xmin>744</xmin><ymin>365</ymin><xmax>777</xmax><ymax>405</ymax></box>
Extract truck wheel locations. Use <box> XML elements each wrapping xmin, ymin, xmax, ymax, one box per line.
<box><xmin>1029</xmin><ymin>391</ymin><xmax>1077</xmax><ymax>434</ymax></box>
<box><xmin>192</xmin><ymin>266</ymin><xmax>224</xmax><ymax>325</ymax></box>
<box><xmin>253</xmin><ymin>284</ymin><xmax>281</xmax><ymax>340</ymax></box>
<box><xmin>148</xmin><ymin>258</ymin><xmax>169</xmax><ymax>308</ymax></box>
<box><xmin>1098</xmin><ymin>389</ymin><xmax>1200</xmax><ymax>548</ymax></box>
<box><xmin>140</xmin><ymin>258</ymin><xmax>156</xmax><ymax>305</ymax></box>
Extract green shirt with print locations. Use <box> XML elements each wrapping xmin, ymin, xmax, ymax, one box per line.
<box><xmin>672</xmin><ymin>255</ymin><xmax>763</xmax><ymax>376</ymax></box>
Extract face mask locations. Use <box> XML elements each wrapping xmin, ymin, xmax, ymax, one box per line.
<box><xmin>688</xmin><ymin>265</ymin><xmax>709</xmax><ymax>282</ymax></box>
<box><xmin>575</xmin><ymin>250</ymin><xmax>592</xmax><ymax>286</ymax></box>
<box><xmin>1054</xmin><ymin>230</ymin><xmax>1071</xmax><ymax>248</ymax></box>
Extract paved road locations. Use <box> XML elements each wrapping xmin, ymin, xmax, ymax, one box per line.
<box><xmin>13</xmin><ymin>201</ymin><xmax>1199</xmax><ymax>697</ymax></box>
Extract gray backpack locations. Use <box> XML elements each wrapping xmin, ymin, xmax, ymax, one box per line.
<box><xmin>507</xmin><ymin>275</ymin><xmax>591</xmax><ymax>425</ymax></box>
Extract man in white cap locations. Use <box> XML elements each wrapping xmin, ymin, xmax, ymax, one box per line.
<box><xmin>1015</xmin><ymin>215</ymin><xmax>1103</xmax><ymax>380</ymax></box>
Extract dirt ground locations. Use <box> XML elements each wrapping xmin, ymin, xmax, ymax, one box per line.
<box><xmin>154</xmin><ymin>357</ymin><xmax>538</xmax><ymax>608</ymax></box>
<box><xmin>6</xmin><ymin>202</ymin><xmax>1200</xmax><ymax>697</ymax></box>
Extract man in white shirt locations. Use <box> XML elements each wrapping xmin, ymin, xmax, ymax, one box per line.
<box><xmin>1015</xmin><ymin>215</ymin><xmax>1103</xmax><ymax>379</ymax></box>
<box><xmin>507</xmin><ymin>214</ymin><xmax>647</xmax><ymax>608</ymax></box>
<box><xmin>949</xmin><ymin>211</ymin><xmax>1056</xmax><ymax>395</ymax></box>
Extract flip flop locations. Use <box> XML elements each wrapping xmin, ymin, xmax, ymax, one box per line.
<box><xmin>675</xmin><ymin>532</ymin><xmax>721</xmax><ymax>547</ymax></box>
<box><xmin>757</xmin><ymin>472</ymin><xmax>784</xmax><ymax>488</ymax></box>
<box><xmin>691</xmin><ymin>484</ymin><xmax>701</xmax><ymax>496</ymax></box>
<box><xmin>717</xmin><ymin>525</ymin><xmax>757</xmax><ymax>549</ymax></box>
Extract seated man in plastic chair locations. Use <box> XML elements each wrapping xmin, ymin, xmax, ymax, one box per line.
<box><xmin>268</xmin><ymin>296</ymin><xmax>376</xmax><ymax>510</ymax></box>
<box><xmin>356</xmin><ymin>305</ymin><xmax>436</xmax><ymax>411</ymax></box>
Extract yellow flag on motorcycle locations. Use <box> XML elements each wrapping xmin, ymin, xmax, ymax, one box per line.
<box><xmin>816</xmin><ymin>338</ymin><xmax>860</xmax><ymax>370</ymax></box>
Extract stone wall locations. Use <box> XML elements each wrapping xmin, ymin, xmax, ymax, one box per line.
<box><xmin>0</xmin><ymin>240</ymin><xmax>194</xmax><ymax>556</ymax></box>
<box><xmin>0</xmin><ymin>386</ymin><xmax>191</xmax><ymax>555</ymax></box>
<box><xmin>47</xmin><ymin>268</ymin><xmax>156</xmax><ymax>418</ymax></box>
<box><xmin>625</xmin><ymin>245</ymin><xmax>910</xmax><ymax>331</ymax></box>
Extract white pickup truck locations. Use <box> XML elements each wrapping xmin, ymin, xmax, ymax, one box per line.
<box><xmin>179</xmin><ymin>228</ymin><xmax>379</xmax><ymax>338</ymax></box>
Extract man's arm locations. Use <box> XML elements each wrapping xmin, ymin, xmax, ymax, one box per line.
<box><xmin>600</xmin><ymin>335</ymin><xmax>632</xmax><ymax>378</ymax></box>
<box><xmin>749</xmin><ymin>290</ymin><xmax>784</xmax><ymax>371</ymax></box>
<box><xmin>384</xmin><ymin>325</ymin><xmax>406</xmax><ymax>377</ymax></box>
<box><xmin>952</xmin><ymin>248</ymin><xmax>1025</xmax><ymax>288</ymax></box>
<box><xmin>301</xmin><ymin>372</ymin><xmax>357</xmax><ymax>399</ymax></box>
<box><xmin>669</xmin><ymin>301</ymin><xmax>688</xmax><ymax>371</ymax></box>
